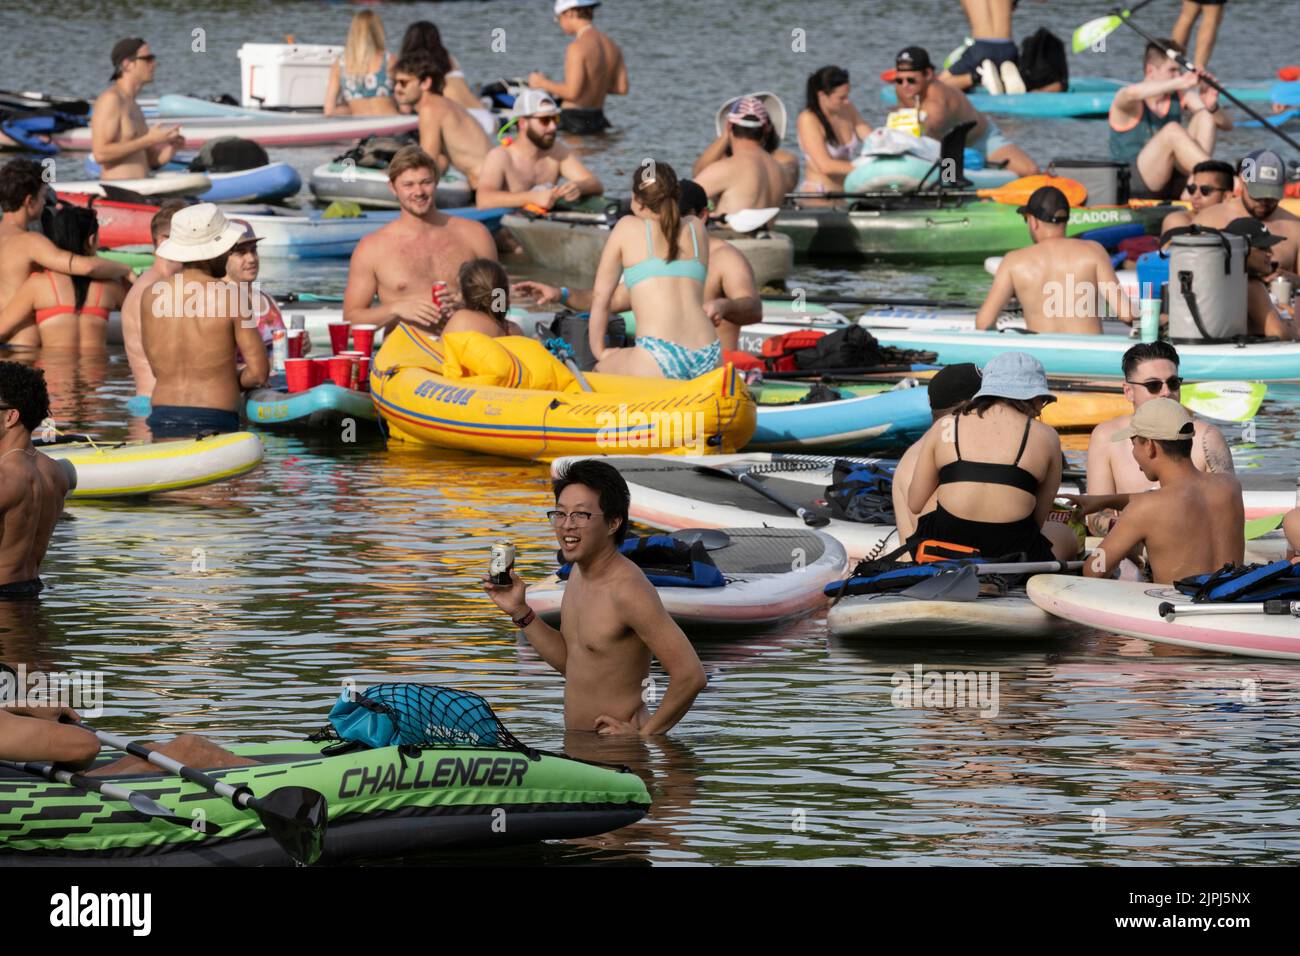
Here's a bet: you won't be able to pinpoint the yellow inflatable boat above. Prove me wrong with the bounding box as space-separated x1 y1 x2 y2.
371 326 756 461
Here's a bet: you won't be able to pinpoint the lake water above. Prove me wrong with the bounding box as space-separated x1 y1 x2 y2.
3 0 1300 865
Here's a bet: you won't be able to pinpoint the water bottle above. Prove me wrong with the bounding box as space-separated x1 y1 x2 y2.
1139 298 1161 343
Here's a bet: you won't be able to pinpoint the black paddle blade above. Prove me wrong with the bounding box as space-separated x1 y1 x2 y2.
249 786 328 866
899 565 982 602
804 514 831 528
672 528 732 550
124 790 221 834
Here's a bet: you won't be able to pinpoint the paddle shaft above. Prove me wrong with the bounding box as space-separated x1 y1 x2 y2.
696 465 829 527
83 725 254 808
0 759 217 830
1159 599 1300 617
767 293 981 309
1118 15 1300 154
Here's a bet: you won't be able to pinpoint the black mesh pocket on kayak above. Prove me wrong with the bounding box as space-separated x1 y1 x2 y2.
312 683 534 755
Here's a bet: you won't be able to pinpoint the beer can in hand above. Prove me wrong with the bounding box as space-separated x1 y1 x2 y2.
431 282 448 309
489 543 515 586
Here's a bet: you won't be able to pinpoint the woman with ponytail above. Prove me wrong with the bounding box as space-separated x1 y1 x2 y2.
796 65 871 195
587 160 717 380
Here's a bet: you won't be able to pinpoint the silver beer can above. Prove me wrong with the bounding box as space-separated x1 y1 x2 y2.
489 543 515 585
1271 276 1293 310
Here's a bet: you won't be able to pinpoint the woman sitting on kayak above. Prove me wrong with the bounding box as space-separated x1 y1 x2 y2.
441 258 523 338
325 10 399 116
905 351 1079 562
0 205 125 351
587 161 716 380
796 66 872 197
399 20 483 113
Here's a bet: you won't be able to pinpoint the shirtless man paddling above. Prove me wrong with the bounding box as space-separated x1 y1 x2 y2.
483 460 705 735
978 186 1133 333
90 38 183 181
346 146 497 332
529 0 629 135
475 90 603 211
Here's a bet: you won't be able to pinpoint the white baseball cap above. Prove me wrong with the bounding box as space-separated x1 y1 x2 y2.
554 0 600 14
155 203 244 262
512 87 560 118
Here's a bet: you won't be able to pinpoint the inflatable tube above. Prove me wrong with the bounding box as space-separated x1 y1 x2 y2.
844 153 1016 193
245 383 378 431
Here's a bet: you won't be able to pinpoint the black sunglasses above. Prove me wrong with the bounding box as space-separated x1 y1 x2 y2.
133 54 157 63
1126 376 1183 394
1185 184 1225 197
893 76 921 86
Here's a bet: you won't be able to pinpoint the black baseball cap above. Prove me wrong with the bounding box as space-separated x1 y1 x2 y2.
678 179 709 217
1223 216 1284 249
895 47 934 73
928 363 982 411
1017 185 1071 224
111 38 147 79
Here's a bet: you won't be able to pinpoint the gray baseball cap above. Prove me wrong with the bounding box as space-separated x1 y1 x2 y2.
1238 149 1286 201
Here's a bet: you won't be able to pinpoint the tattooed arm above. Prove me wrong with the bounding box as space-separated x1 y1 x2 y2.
1200 424 1235 474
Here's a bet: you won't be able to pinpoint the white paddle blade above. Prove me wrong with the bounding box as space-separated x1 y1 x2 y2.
724 207 781 234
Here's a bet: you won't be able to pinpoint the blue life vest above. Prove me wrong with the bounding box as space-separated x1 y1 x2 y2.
557 535 725 588
1174 560 1300 603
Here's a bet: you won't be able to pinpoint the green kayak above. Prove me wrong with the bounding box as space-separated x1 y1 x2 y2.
774 199 1179 263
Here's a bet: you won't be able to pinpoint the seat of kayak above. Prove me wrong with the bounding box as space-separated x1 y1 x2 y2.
608 457 837 522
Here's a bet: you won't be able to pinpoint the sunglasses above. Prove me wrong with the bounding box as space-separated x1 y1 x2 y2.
893 76 922 86
132 54 157 63
1184 184 1225 197
1127 376 1184 394
532 115 559 126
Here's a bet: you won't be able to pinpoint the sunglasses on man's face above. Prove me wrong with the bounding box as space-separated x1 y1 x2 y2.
893 76 921 86
1185 184 1224 197
533 115 559 126
132 54 157 63
1127 376 1184 394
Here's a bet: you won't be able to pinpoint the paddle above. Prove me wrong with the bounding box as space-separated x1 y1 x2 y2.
1157 599 1300 619
691 463 830 527
1111 15 1300 154
671 528 732 551
1072 0 1159 53
1245 513 1287 540
765 293 981 309
78 723 328 866
785 174 1081 207
0 759 222 834
542 337 594 392
900 560 1085 601
1181 381 1267 422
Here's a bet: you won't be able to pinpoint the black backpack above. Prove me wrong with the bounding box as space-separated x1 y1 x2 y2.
1019 28 1069 92
338 133 418 170
188 136 269 173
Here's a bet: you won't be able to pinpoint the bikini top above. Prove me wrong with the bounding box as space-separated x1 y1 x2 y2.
33 272 110 323
341 55 393 100
622 219 706 291
824 132 861 162
937 413 1039 495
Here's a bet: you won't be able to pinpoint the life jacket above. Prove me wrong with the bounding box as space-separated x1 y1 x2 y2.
824 458 896 524
1174 560 1300 603
761 329 826 372
557 535 725 588
337 133 418 170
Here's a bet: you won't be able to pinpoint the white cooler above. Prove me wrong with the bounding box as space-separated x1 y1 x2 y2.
238 43 342 109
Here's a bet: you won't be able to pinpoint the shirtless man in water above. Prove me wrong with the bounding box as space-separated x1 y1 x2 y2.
483 460 705 735
1085 341 1233 538
0 160 133 317
90 38 183 181
345 146 497 332
977 186 1133 333
529 0 628 135
121 200 185 398
892 46 1039 177
392 52 493 190
693 97 786 216
474 90 603 211
140 204 268 438
1071 398 1244 584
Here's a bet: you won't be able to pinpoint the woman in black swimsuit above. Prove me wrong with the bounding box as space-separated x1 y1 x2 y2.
906 351 1079 562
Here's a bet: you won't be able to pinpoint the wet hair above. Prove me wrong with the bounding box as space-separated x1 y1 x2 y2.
1191 159 1234 191
457 258 510 324
954 395 1042 419
730 122 764 143
552 459 630 544
150 199 188 245
1144 39 1183 68
1141 436 1194 460
0 159 44 213
0 361 50 432
46 205 99 311
399 21 453 82
1121 340 1180 379
393 51 445 95
387 144 439 183
632 160 682 262
806 65 851 146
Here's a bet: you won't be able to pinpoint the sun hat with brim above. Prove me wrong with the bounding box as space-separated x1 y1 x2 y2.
155 203 244 262
972 351 1057 403
1111 397 1195 442
715 92 788 142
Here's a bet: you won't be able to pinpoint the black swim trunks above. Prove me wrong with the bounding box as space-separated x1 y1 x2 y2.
948 38 1019 79
558 108 611 134
147 405 242 440
0 578 44 600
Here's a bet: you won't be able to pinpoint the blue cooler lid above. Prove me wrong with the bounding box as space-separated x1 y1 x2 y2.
1135 250 1170 300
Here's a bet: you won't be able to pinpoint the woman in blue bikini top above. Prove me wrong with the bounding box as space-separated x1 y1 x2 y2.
325 10 399 116
587 161 719 381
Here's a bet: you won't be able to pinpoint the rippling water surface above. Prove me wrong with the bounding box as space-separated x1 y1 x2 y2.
4 1 1300 864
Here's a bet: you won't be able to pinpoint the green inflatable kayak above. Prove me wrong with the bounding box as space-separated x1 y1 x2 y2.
0 740 650 866
774 199 1178 263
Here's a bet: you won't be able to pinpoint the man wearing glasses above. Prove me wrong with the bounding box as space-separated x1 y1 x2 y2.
474 89 603 212
1083 341 1233 536
482 460 705 737
1160 159 1234 234
391 52 494 191
891 46 1039 178
1191 151 1300 290
90 38 183 181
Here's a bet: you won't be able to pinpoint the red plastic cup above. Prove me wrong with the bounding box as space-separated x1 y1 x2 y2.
286 329 306 358
327 322 351 354
327 355 354 387
354 355 371 392
284 357 312 393
351 324 377 354
310 357 330 387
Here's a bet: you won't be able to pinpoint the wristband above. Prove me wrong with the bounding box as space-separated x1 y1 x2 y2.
512 608 536 629
560 286 570 305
